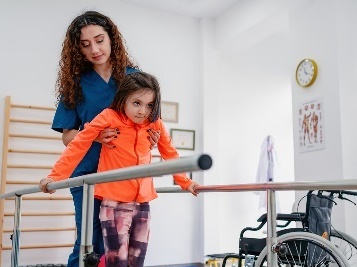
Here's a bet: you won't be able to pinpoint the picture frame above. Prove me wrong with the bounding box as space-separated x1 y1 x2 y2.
170 128 195 150
161 101 179 123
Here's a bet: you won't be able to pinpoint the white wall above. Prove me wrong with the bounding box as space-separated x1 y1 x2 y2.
202 0 357 256
290 0 357 237
202 0 295 255
337 0 357 239
0 0 204 266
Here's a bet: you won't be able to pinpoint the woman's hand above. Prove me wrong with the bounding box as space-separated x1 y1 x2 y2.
39 178 56 194
147 129 160 149
187 181 200 196
95 128 120 148
94 127 159 149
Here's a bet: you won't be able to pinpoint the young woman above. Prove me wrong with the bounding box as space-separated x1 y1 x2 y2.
51 11 160 267
40 71 199 267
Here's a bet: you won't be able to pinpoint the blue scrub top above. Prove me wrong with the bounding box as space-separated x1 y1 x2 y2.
52 66 138 179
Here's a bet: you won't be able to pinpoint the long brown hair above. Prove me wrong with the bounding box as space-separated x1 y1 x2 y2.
56 11 137 108
110 72 161 123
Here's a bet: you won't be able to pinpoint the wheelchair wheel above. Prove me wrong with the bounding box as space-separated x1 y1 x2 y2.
254 231 350 267
331 229 357 266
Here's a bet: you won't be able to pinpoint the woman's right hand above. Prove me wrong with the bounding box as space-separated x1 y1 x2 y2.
95 128 120 148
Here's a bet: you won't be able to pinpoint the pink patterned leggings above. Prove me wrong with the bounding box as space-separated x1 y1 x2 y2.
100 199 151 267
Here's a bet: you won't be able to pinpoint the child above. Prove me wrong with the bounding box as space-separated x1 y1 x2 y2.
40 71 199 267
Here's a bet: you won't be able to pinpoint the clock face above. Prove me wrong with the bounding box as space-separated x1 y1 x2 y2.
296 59 318 87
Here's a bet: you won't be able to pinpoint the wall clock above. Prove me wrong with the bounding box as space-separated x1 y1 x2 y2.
296 58 318 87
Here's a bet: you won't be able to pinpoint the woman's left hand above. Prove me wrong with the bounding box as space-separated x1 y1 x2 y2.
95 127 119 148
187 181 200 196
147 129 160 149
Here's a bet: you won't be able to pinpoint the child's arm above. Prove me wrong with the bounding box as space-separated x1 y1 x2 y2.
39 110 111 192
156 121 199 196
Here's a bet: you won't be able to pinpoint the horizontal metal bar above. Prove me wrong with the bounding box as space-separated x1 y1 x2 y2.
187 179 357 193
0 154 213 199
140 179 357 194
155 179 357 194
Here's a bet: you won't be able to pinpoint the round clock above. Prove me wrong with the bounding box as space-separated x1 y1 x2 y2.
296 58 318 87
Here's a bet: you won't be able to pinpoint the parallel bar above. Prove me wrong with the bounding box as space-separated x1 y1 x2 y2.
266 190 277 266
187 179 357 192
155 179 357 194
11 196 21 267
79 184 95 267
0 154 212 199
2 153 212 267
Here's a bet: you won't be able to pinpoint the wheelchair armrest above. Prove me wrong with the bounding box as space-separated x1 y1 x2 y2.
257 213 305 222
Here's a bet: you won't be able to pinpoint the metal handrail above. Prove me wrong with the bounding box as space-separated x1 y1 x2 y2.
0 154 212 199
1 153 212 267
156 179 357 266
2 153 357 266
156 179 357 193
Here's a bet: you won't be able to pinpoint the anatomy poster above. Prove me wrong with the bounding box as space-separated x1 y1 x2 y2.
298 97 325 152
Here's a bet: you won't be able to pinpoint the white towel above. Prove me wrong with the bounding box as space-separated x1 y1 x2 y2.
255 135 281 212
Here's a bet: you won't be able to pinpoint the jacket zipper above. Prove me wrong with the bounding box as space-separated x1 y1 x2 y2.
133 126 140 201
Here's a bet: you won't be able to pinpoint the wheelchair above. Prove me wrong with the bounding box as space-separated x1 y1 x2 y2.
221 190 357 267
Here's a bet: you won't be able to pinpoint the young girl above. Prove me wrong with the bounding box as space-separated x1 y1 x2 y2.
40 71 199 267
52 11 160 266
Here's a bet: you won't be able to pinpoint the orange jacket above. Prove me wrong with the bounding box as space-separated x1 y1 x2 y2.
48 108 192 202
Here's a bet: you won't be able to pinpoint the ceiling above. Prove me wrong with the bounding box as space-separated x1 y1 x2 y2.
123 0 240 18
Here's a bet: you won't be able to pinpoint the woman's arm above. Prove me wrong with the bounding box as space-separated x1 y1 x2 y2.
62 129 79 146
63 128 119 148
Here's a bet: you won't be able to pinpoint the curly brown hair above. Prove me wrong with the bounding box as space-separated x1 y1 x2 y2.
56 10 137 108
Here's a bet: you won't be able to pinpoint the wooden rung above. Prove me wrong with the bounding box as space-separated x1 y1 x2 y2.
6 180 38 184
10 118 52 125
6 196 72 200
4 212 74 216
11 103 56 111
9 133 61 140
3 227 76 233
2 243 73 250
8 148 62 155
7 164 52 169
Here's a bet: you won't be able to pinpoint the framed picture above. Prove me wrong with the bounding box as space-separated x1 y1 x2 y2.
170 129 195 150
161 101 179 123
